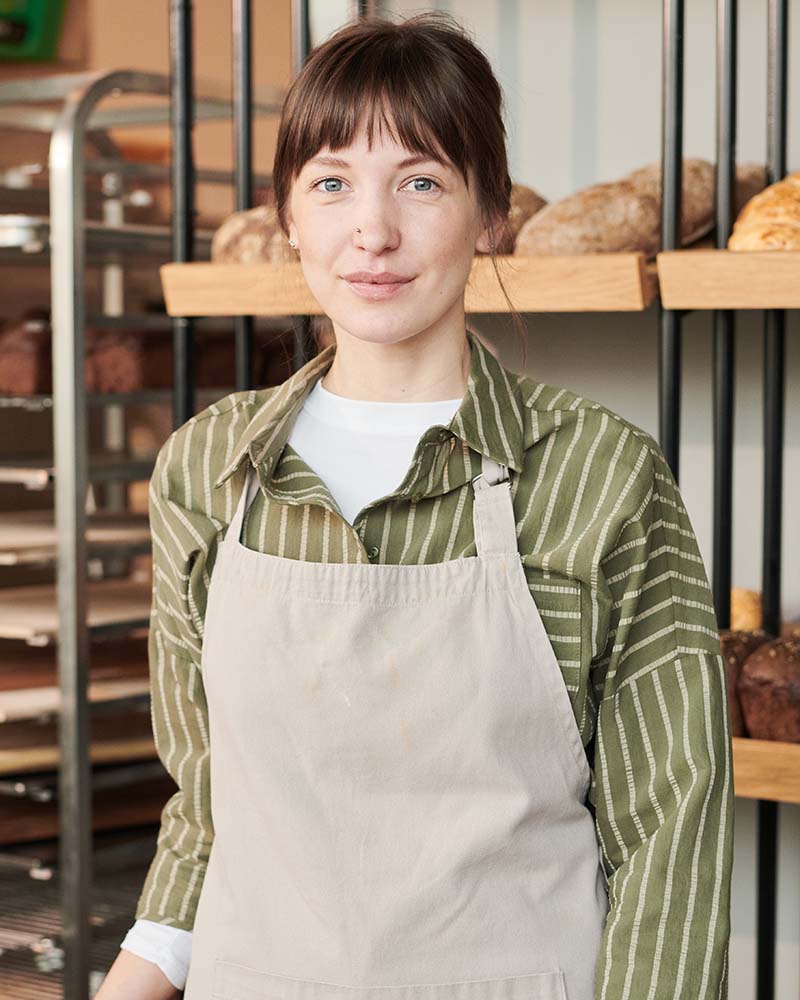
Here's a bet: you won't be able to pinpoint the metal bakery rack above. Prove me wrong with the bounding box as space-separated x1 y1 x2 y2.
0 61 283 999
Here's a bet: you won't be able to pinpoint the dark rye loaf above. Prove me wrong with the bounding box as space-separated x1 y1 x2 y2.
719 629 770 736
738 636 800 742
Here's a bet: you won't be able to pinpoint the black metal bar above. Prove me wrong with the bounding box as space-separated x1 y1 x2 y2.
659 0 684 480
756 799 778 999
291 0 313 373
755 3 788 996
170 0 196 426
233 0 254 390
711 0 736 630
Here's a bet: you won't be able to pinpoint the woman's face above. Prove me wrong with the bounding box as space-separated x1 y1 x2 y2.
285 116 496 349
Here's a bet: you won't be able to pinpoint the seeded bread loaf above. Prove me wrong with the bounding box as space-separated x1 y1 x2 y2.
719 629 771 736
738 637 800 742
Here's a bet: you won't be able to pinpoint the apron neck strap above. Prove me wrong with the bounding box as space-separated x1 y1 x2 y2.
471 453 518 558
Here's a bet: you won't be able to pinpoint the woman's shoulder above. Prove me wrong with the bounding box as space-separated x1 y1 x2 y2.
517 369 658 443
513 370 663 495
151 386 278 509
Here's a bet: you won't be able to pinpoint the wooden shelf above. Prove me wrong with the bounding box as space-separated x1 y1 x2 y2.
0 509 151 566
0 578 150 645
0 705 155 776
656 249 800 309
0 770 174 844
161 253 657 316
732 736 800 804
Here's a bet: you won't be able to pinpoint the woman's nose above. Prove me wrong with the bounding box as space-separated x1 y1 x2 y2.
350 202 401 252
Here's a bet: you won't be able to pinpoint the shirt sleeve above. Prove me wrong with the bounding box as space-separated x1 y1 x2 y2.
133 438 215 930
588 434 734 1000
119 919 193 990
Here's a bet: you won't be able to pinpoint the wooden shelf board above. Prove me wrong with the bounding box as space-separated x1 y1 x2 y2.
732 736 800 804
161 253 656 316
0 577 150 645
0 509 150 565
657 249 800 309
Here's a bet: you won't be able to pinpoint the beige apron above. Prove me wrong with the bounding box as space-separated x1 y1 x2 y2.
183 453 609 1000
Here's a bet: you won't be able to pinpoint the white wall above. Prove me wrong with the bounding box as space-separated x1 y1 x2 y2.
311 2 800 996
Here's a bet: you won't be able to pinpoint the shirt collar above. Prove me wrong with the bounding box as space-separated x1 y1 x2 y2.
213 329 530 490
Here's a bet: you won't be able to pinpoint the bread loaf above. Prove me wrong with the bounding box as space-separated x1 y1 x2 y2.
483 182 547 254
728 168 800 249
738 636 800 742
211 200 294 265
731 587 762 631
719 629 770 735
782 620 800 641
0 313 141 394
514 159 768 259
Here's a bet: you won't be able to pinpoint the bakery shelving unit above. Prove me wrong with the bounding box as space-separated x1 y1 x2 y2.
161 2 796 999
0 68 284 998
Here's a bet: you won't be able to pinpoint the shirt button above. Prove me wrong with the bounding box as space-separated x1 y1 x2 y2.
368 546 379 561
410 492 423 503
437 429 449 442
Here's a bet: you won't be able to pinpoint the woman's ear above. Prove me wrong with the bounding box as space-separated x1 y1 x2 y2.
284 208 299 249
474 212 505 254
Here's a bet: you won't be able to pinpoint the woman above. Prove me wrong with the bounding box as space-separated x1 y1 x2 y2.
99 12 733 1000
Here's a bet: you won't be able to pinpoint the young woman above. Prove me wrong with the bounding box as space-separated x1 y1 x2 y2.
99 12 733 1000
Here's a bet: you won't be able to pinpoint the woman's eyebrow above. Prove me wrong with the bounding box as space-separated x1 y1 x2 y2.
307 153 450 170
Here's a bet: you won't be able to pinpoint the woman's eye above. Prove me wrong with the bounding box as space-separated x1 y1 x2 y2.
404 176 440 193
314 177 345 193
312 176 441 194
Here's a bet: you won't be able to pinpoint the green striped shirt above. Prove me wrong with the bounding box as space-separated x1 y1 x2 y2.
136 329 733 999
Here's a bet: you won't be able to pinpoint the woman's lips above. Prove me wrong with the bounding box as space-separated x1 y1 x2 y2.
344 277 415 300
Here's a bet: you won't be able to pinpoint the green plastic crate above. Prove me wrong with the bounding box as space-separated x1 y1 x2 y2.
0 0 67 62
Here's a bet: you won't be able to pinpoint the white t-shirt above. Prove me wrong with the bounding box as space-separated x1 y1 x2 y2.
119 380 463 989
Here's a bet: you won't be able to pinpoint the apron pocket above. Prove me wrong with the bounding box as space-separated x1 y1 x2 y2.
211 960 568 1000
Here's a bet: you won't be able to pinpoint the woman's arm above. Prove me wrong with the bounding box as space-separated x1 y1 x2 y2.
94 947 181 1000
117 919 192 992
589 435 734 1000
133 435 216 928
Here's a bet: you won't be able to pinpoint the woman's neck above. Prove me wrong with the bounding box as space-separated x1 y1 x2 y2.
320 330 471 403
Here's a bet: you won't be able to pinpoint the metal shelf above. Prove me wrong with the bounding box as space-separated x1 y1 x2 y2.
0 385 233 412
0 510 151 566
0 213 214 262
0 70 284 128
0 452 157 490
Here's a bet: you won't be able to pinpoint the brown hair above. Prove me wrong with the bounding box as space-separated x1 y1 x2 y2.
272 10 528 366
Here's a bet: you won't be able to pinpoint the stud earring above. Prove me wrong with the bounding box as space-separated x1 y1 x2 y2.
288 237 298 249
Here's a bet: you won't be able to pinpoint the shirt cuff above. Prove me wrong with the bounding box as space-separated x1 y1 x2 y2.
119 918 193 990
